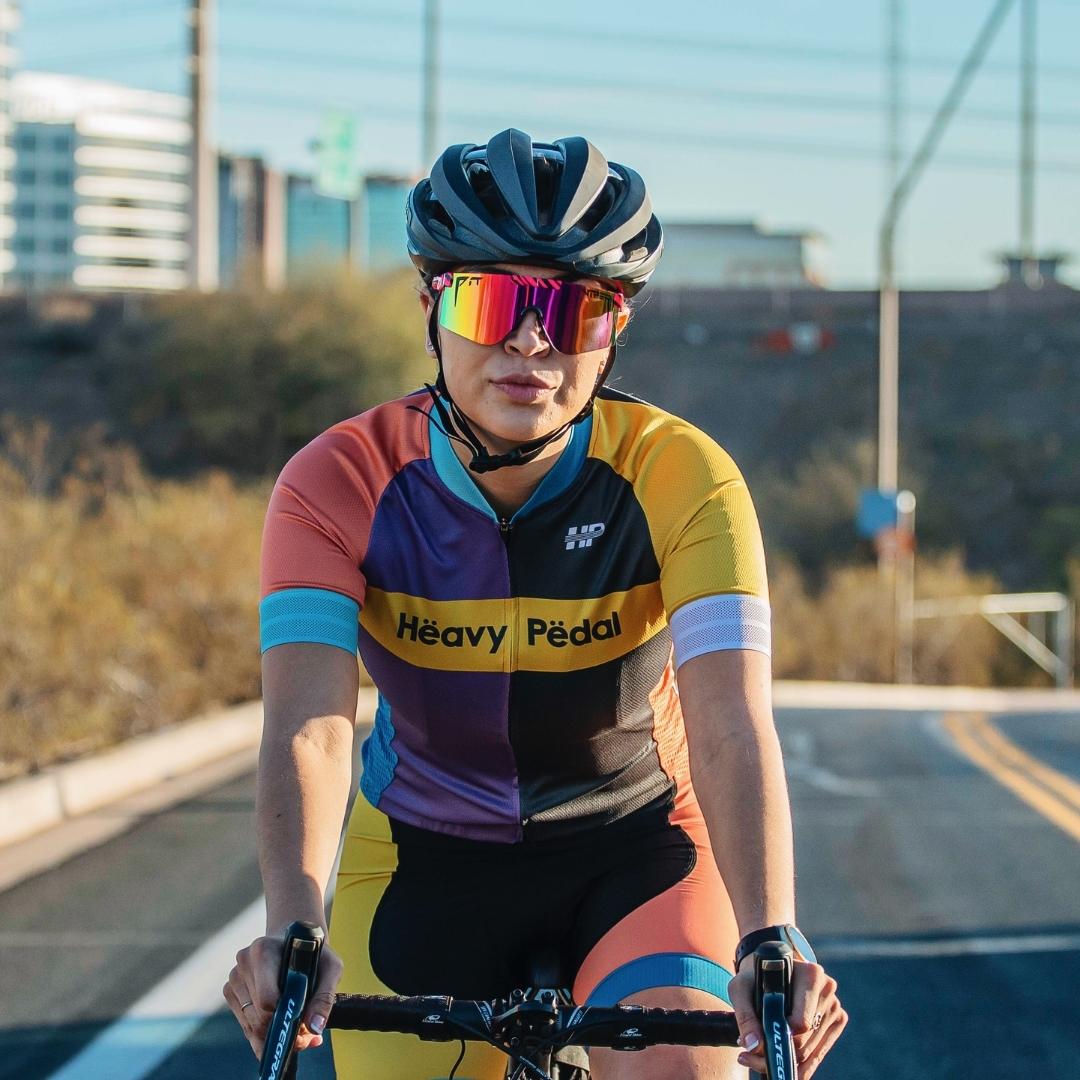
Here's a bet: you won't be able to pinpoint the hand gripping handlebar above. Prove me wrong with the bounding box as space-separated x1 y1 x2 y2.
257 921 324 1080
256 923 799 1080
751 941 797 1080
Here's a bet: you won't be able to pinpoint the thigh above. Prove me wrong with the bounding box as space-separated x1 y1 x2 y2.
572 786 740 1070
589 986 743 1080
329 796 507 1080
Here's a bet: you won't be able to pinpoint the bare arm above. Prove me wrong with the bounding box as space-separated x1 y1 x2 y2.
225 643 359 1058
257 641 360 935
678 648 846 1077
676 647 794 934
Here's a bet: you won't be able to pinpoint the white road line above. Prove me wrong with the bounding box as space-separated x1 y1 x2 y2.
42 823 347 1080
44 897 265 1080
819 932 1080 960
784 729 881 797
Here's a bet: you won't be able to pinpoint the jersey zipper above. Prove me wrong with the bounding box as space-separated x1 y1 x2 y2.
497 517 527 830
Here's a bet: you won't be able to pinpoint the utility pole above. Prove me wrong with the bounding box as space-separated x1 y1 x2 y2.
1020 0 1037 286
421 0 439 171
188 0 218 290
877 0 1015 498
886 0 903 197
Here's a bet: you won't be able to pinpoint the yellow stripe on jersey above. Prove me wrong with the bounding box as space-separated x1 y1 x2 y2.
589 397 769 615
360 583 667 672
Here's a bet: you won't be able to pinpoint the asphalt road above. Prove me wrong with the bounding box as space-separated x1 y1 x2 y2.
1 705 1078 1079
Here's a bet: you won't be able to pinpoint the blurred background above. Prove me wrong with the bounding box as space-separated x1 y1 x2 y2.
1 2 1079 1078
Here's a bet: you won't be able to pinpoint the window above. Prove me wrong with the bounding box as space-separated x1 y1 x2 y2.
15 237 35 253
53 134 72 153
52 203 69 220
51 238 70 254
115 257 152 268
53 170 73 186
15 203 35 219
15 169 36 185
16 131 36 152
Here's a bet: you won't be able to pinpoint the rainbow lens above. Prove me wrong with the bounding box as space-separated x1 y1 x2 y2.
435 273 621 355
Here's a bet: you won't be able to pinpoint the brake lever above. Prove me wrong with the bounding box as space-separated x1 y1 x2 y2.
751 941 796 1080
257 921 325 1080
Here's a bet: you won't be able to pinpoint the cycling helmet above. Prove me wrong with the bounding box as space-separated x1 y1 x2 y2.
407 128 663 295
406 129 663 473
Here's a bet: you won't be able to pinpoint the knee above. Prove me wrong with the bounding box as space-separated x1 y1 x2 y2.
590 1042 741 1080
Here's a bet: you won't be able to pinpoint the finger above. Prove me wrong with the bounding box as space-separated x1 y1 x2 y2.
793 991 836 1054
304 947 343 1039
223 982 267 1058
788 964 833 1036
248 937 286 1017
737 1049 768 1072
796 996 844 1061
726 970 765 1059
797 1006 849 1079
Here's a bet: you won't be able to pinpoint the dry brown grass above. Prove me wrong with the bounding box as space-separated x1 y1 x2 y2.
0 421 266 777
771 549 1017 685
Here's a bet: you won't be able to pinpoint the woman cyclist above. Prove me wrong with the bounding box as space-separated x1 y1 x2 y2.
226 128 847 1079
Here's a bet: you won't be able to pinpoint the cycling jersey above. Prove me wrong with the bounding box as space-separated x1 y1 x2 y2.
259 386 771 843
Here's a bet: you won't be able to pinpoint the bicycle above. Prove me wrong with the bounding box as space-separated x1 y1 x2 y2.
258 922 797 1080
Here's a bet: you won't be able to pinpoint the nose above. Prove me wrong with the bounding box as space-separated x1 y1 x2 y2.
504 309 551 356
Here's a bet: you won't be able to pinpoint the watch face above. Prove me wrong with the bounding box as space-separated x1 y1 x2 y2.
783 925 817 965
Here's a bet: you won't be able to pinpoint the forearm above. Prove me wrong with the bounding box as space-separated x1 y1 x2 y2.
678 649 795 938
688 722 796 936
256 716 354 936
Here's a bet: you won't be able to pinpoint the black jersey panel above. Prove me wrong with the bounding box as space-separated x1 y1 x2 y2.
511 628 675 834
511 459 660 600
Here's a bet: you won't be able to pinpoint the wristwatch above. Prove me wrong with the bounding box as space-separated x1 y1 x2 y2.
735 924 817 971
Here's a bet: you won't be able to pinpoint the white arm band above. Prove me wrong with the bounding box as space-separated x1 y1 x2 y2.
670 594 772 669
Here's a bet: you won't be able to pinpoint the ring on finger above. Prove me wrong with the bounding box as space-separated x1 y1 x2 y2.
812 1011 824 1030
240 1001 254 1012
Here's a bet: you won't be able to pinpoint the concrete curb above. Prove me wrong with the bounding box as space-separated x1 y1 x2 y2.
1 682 1075 851
771 680 1080 712
0 700 265 849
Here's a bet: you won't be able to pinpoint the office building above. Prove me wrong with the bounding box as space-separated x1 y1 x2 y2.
11 71 191 291
652 221 825 289
0 1 19 288
219 153 285 289
286 173 353 275
359 174 411 274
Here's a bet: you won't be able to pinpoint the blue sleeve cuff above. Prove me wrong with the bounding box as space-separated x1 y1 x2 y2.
259 588 360 655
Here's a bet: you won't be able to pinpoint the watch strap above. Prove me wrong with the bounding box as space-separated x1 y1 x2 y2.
735 924 812 971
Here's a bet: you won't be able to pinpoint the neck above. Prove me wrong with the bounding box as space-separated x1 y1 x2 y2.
450 426 571 519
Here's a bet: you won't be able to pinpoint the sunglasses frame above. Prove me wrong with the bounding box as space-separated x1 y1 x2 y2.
430 270 626 355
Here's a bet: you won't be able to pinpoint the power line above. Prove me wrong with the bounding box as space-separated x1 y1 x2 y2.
215 86 1080 175
219 0 1080 82
27 0 178 23
29 45 182 67
217 43 1080 130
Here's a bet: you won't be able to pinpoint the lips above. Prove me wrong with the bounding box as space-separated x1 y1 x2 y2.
491 374 555 403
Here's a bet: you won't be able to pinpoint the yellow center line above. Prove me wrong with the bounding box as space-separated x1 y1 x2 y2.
969 714 1080 813
941 712 1080 846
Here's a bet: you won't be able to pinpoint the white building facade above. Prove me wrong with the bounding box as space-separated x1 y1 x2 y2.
651 221 826 289
0 2 19 288
11 72 191 291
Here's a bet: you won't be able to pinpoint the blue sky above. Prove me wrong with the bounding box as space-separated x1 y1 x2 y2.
17 0 1080 287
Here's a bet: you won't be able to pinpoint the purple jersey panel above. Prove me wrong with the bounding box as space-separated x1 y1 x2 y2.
358 629 522 842
363 459 508 601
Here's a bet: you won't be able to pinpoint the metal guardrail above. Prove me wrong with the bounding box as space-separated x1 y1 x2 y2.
912 592 1075 689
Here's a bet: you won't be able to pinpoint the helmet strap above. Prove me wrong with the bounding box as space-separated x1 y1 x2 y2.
411 301 615 474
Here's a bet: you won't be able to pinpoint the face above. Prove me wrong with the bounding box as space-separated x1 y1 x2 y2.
420 263 627 454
